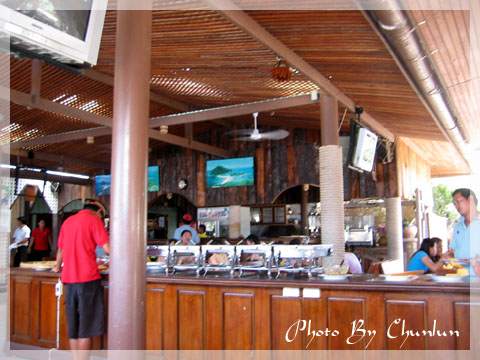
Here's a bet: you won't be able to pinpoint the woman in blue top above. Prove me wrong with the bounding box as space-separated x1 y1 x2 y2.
407 237 446 273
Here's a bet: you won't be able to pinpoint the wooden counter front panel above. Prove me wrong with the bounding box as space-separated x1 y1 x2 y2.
223 293 254 350
146 286 165 350
36 279 57 347
177 290 206 350
271 296 303 350
10 277 32 342
326 297 366 350
11 273 472 351
385 300 427 350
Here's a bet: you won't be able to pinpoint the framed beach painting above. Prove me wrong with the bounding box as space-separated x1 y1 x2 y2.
206 157 254 188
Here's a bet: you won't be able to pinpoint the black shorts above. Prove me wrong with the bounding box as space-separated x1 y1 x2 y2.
65 279 105 339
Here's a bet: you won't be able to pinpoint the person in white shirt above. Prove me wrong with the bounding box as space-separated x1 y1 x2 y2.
344 244 363 274
13 216 31 266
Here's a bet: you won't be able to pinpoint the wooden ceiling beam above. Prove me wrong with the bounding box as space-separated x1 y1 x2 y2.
148 129 230 157
149 92 318 127
11 149 110 170
10 89 112 127
10 127 111 149
7 89 231 158
205 0 394 142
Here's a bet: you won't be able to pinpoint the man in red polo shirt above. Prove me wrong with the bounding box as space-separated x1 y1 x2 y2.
52 202 109 356
27 219 52 261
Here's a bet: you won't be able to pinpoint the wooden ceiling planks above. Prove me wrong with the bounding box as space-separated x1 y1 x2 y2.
408 9 478 149
6 8 474 177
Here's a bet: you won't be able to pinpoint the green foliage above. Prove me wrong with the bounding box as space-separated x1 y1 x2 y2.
210 166 231 176
432 184 458 224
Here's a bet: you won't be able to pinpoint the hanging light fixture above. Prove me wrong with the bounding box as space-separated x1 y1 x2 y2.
160 125 168 134
271 57 292 82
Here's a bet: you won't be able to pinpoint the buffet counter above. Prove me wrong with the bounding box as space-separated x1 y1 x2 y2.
9 268 474 351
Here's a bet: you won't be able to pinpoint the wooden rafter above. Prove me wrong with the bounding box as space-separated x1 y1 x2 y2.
11 149 110 170
7 88 230 158
205 0 395 142
9 89 319 156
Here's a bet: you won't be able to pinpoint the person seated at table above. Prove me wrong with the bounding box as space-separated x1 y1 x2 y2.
407 237 447 274
344 244 363 274
175 230 196 264
242 234 261 263
198 224 208 238
173 214 200 244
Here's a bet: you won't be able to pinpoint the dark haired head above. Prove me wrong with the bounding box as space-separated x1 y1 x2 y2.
416 238 439 257
17 216 26 224
289 238 301 245
84 202 101 212
452 188 478 206
246 234 259 244
181 229 192 237
199 224 206 231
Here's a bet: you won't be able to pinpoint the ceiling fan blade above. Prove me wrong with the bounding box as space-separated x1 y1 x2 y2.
236 136 261 142
259 129 289 140
225 129 254 136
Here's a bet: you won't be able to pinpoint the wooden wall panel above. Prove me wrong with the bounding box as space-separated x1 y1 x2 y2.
255 147 265 204
286 145 296 186
196 153 206 207
146 286 165 350
264 144 272 204
134 128 397 207
396 139 432 203
178 290 205 350
10 278 31 340
385 299 427 350
271 296 303 350
223 293 254 350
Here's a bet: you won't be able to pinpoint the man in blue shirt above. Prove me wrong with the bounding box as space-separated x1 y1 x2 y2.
449 188 479 274
173 214 200 244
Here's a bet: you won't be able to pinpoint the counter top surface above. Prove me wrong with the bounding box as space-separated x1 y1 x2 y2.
9 267 477 292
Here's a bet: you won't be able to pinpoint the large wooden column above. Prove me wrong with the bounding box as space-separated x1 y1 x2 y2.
108 10 152 350
319 94 345 264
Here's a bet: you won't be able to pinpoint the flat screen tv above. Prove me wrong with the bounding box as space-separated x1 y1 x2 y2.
0 0 108 66
349 127 378 172
206 157 254 188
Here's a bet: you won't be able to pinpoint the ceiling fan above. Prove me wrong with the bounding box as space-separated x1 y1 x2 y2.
227 112 289 141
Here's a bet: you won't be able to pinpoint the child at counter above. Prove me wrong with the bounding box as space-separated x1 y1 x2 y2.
407 237 447 273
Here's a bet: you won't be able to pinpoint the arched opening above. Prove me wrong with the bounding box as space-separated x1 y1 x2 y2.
9 184 53 235
273 184 320 204
147 193 197 240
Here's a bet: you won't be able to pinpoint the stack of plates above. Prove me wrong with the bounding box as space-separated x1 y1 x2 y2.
428 275 469 283
318 274 351 281
378 275 415 282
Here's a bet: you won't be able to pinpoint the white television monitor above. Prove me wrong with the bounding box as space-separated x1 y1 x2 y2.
0 0 108 66
350 127 378 172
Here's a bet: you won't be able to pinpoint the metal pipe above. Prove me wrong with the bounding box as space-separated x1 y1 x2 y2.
108 9 152 351
362 6 470 170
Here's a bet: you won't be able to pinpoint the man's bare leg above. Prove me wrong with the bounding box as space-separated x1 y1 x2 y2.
70 338 92 360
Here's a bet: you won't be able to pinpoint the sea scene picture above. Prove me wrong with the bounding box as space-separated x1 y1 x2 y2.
95 175 111 196
95 166 160 195
206 157 254 188
148 166 160 192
